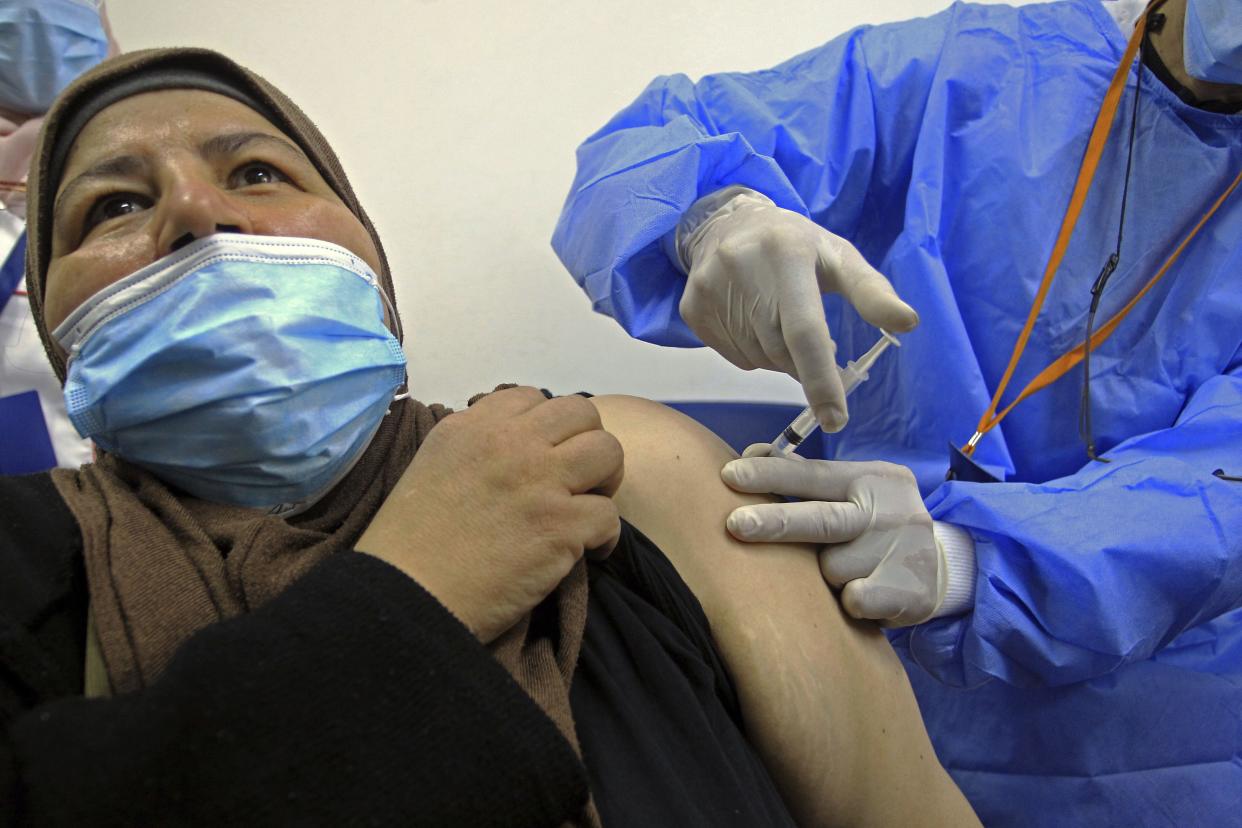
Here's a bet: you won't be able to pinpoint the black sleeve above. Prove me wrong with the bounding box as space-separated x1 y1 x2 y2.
0 479 588 827
0 473 89 710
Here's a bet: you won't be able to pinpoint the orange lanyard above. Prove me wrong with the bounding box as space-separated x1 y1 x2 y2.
962 2 1242 456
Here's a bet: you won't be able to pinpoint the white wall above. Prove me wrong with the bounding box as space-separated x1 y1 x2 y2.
106 0 997 410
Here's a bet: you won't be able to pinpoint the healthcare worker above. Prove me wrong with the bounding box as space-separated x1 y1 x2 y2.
0 0 113 473
552 0 1242 824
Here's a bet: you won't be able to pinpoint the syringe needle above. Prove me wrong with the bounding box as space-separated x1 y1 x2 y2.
768 330 901 457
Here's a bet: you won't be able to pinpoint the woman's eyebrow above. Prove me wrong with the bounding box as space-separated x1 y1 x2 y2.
54 154 148 227
199 131 306 162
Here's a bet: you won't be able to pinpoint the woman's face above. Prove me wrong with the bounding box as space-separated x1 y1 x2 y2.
43 88 383 333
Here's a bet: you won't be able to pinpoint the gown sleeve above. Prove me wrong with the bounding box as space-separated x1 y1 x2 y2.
915 360 1242 688
550 11 954 345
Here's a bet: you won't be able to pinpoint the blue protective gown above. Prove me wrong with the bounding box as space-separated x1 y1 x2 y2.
552 0 1242 823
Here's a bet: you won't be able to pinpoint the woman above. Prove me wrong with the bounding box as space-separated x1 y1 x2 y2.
0 48 976 826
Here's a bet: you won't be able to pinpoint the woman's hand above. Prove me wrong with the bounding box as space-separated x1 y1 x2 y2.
356 387 624 643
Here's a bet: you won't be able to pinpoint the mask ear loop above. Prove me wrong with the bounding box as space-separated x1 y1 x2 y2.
375 283 412 406
1080 15 1147 462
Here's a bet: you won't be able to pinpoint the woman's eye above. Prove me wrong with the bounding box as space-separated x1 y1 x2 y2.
84 193 150 233
235 162 287 187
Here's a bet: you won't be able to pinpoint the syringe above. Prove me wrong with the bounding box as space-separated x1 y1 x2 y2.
768 330 901 457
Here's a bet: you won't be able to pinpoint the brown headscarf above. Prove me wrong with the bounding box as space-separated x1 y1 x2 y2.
24 48 594 823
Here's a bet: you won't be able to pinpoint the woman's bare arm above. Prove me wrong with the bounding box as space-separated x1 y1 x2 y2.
592 395 978 828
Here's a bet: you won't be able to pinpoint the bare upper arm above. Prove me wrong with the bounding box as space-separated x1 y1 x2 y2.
589 395 979 828
589 394 891 665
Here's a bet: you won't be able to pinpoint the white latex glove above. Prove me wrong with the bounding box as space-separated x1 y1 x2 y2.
720 448 976 626
675 186 918 431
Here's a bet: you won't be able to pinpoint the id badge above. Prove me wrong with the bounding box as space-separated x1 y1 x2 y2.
946 441 1001 483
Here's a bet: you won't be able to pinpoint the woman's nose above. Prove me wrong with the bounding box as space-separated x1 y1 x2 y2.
155 175 253 255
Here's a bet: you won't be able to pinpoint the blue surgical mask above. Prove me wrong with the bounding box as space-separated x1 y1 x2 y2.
1183 0 1242 85
53 234 408 516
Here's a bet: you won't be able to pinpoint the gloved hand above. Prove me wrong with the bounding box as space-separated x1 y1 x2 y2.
720 449 976 626
675 186 919 431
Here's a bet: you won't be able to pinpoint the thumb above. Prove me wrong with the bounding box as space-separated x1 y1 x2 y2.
840 578 929 627
742 442 775 458
741 442 809 459
817 234 919 334
840 578 899 622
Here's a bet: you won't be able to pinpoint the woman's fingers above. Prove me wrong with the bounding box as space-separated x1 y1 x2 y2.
522 393 603 445
574 492 622 560
556 428 625 495
468 384 548 418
